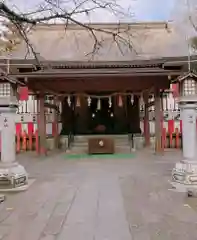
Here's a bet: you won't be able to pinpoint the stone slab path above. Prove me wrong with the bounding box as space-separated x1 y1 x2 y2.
0 150 197 239
0 152 132 240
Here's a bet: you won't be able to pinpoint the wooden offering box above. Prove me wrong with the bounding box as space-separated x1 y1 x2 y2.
88 137 115 154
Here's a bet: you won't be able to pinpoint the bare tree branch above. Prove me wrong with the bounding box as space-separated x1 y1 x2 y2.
185 0 197 50
0 3 37 24
189 16 197 33
0 0 135 63
187 0 197 33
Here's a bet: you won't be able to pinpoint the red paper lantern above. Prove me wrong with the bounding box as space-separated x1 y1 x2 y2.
171 84 179 98
18 86 29 101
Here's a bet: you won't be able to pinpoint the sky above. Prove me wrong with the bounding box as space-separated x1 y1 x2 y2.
5 0 177 22
132 0 176 21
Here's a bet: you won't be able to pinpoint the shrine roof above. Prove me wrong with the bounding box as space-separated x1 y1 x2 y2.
2 21 194 62
0 67 24 85
4 55 195 79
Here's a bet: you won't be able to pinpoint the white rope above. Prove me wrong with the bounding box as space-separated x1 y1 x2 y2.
61 90 151 99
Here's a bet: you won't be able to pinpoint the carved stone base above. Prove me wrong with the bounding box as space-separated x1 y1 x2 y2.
0 194 5 203
171 161 197 194
0 162 28 192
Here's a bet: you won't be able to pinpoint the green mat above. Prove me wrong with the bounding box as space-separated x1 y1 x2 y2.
65 153 135 160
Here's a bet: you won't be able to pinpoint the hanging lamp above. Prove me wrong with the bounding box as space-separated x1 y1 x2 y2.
67 96 71 107
118 95 123 107
140 93 144 105
76 96 81 107
108 97 112 108
139 93 144 111
87 96 91 107
97 98 101 110
130 94 134 105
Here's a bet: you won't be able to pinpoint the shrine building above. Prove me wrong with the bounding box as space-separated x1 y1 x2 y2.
0 21 196 154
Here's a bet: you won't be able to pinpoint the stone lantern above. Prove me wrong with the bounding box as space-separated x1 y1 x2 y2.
171 71 197 194
0 96 28 191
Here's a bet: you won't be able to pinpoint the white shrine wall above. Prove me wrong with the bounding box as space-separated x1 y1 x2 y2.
0 83 180 135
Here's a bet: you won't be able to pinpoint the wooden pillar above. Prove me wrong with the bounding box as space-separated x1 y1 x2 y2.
143 92 150 147
53 97 59 149
129 95 141 134
75 95 88 134
114 96 126 133
154 88 162 153
135 95 141 133
37 93 47 155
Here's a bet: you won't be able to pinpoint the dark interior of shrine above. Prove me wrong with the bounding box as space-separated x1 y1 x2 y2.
88 98 113 134
60 94 142 135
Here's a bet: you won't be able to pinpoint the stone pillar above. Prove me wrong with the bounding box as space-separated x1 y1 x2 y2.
171 73 197 193
37 94 47 155
154 88 162 153
0 96 28 191
143 92 150 147
172 96 197 192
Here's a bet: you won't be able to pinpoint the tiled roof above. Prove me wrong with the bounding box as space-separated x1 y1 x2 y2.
3 22 192 61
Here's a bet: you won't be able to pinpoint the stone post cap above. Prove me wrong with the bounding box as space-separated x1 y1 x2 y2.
0 96 18 108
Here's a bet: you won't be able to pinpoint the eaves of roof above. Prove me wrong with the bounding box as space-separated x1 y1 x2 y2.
11 67 182 79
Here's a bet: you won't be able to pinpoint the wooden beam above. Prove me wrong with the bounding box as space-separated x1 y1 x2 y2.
29 76 169 93
11 69 183 79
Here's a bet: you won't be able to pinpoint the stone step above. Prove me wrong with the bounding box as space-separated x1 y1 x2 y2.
74 135 129 141
73 142 88 146
73 141 129 144
68 149 133 154
73 143 130 148
74 137 129 141
73 139 129 143
71 144 130 150
73 142 129 147
74 140 129 144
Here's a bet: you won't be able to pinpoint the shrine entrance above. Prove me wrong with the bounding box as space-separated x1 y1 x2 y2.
89 97 115 134
61 94 141 135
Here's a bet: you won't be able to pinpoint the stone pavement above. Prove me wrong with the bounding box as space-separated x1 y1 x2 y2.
0 150 197 239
